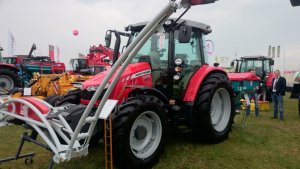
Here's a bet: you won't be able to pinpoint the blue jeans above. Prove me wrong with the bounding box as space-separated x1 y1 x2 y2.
271 93 284 119
246 92 259 116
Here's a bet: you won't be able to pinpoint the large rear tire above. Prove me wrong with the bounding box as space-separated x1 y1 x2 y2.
0 68 21 92
193 73 234 143
113 95 167 169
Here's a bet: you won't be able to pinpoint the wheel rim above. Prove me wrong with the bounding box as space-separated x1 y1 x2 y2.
0 75 14 91
210 88 231 132
130 111 162 159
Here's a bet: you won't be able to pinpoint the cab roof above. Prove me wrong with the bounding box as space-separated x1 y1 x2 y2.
125 19 212 35
241 55 273 60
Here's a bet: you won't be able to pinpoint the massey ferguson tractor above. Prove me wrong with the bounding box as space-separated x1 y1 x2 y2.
0 1 235 169
231 55 275 101
73 3 235 169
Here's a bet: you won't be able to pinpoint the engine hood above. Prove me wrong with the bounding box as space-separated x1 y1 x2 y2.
82 62 151 89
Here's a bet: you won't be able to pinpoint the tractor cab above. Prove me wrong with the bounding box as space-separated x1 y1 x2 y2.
70 58 88 73
70 58 105 75
126 19 211 99
236 56 274 81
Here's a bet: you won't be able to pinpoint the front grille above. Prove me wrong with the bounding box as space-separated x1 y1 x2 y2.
81 89 106 100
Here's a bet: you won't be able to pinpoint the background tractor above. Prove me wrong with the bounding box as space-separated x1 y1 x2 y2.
231 55 275 101
0 44 65 93
69 44 113 76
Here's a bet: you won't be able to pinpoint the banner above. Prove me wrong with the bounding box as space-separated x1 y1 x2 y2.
49 45 54 61
8 31 15 57
56 46 60 62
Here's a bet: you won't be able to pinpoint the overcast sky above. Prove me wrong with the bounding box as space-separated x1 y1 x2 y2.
0 0 299 70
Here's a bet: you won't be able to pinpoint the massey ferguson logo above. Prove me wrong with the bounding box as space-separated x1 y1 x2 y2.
130 69 151 79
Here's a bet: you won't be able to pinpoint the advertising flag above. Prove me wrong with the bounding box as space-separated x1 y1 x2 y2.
56 46 60 62
8 31 15 56
49 45 55 61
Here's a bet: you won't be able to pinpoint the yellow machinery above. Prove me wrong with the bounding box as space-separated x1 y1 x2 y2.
12 72 92 99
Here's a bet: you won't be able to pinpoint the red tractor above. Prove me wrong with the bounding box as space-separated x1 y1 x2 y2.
231 55 275 101
0 1 234 169
0 44 65 93
69 44 114 76
76 16 234 169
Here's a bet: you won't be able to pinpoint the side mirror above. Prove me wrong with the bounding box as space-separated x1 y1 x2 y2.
269 59 274 66
32 44 37 50
105 32 112 48
190 0 217 6
178 25 192 43
290 0 300 6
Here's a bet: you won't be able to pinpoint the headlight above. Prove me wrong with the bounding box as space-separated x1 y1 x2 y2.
175 58 183 66
73 83 83 89
87 85 98 92
86 83 109 92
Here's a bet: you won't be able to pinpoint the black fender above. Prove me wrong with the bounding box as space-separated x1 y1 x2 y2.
55 89 82 106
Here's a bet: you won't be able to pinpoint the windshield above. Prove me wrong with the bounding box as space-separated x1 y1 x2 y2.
240 59 263 76
71 59 87 71
131 32 169 69
3 58 16 64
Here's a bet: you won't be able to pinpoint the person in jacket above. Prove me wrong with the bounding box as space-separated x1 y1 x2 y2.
270 70 286 120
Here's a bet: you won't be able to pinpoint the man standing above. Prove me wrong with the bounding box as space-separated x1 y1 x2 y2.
246 69 259 117
270 70 286 120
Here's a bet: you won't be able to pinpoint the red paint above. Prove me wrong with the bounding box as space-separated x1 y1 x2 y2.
8 97 50 122
183 64 226 102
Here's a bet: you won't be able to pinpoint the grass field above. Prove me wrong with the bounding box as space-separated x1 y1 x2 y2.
1 93 300 169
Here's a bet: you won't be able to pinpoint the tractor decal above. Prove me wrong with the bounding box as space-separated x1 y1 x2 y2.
130 69 151 79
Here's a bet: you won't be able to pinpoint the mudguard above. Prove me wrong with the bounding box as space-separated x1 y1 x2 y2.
183 64 227 102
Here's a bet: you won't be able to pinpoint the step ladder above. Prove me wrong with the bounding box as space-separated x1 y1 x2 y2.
104 114 113 169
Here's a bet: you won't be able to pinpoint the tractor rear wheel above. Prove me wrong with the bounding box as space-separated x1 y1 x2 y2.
0 68 21 92
193 73 234 143
113 95 167 169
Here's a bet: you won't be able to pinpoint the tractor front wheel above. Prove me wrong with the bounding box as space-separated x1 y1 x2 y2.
113 95 167 169
193 73 234 143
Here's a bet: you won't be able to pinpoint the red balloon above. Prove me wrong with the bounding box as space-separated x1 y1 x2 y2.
73 29 79 36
